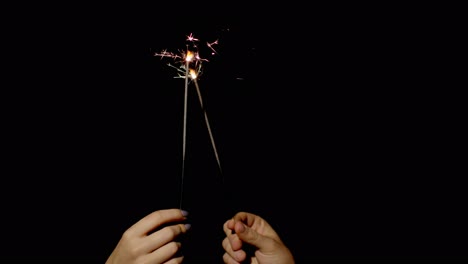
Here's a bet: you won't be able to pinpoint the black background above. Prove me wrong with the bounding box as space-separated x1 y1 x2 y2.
2 5 466 263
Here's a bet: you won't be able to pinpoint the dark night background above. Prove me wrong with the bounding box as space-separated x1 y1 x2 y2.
2 5 466 263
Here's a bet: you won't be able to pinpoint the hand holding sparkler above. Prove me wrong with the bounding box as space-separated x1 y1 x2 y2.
106 209 190 264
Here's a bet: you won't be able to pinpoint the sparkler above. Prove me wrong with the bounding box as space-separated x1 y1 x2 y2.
154 33 222 209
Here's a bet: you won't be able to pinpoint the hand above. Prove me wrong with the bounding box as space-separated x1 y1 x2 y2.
222 212 295 264
106 208 190 264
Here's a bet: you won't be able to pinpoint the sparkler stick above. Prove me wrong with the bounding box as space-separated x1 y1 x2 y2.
189 69 222 175
180 51 194 209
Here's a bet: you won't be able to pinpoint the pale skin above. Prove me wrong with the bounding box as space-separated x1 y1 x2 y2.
222 212 295 264
106 208 190 264
106 209 294 264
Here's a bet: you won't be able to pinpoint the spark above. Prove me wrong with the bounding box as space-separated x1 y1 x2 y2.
154 49 181 60
207 40 219 55
186 33 199 42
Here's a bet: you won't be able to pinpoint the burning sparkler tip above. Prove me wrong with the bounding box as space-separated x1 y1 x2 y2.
189 69 197 80
154 32 221 79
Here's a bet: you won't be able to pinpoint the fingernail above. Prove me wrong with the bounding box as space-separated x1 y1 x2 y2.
184 223 191 231
181 210 189 217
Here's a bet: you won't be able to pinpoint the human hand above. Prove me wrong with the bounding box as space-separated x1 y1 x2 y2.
106 208 190 264
222 211 295 264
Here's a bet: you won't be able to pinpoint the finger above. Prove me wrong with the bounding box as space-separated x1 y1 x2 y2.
222 237 234 254
144 223 190 253
234 221 275 251
223 219 242 251
223 252 241 264
232 212 256 227
128 209 188 237
232 211 272 231
227 218 236 230
144 241 183 264
233 212 280 239
223 219 235 236
163 256 184 264
227 228 243 251
222 236 247 262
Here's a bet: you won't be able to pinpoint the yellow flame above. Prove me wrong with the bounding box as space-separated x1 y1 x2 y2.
189 69 197 79
185 51 194 62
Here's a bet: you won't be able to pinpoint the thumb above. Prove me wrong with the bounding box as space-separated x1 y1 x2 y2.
234 221 273 251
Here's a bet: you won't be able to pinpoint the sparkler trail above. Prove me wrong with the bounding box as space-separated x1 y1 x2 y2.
154 33 222 209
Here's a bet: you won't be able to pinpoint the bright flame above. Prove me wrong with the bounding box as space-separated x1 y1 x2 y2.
189 69 197 79
185 51 194 62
